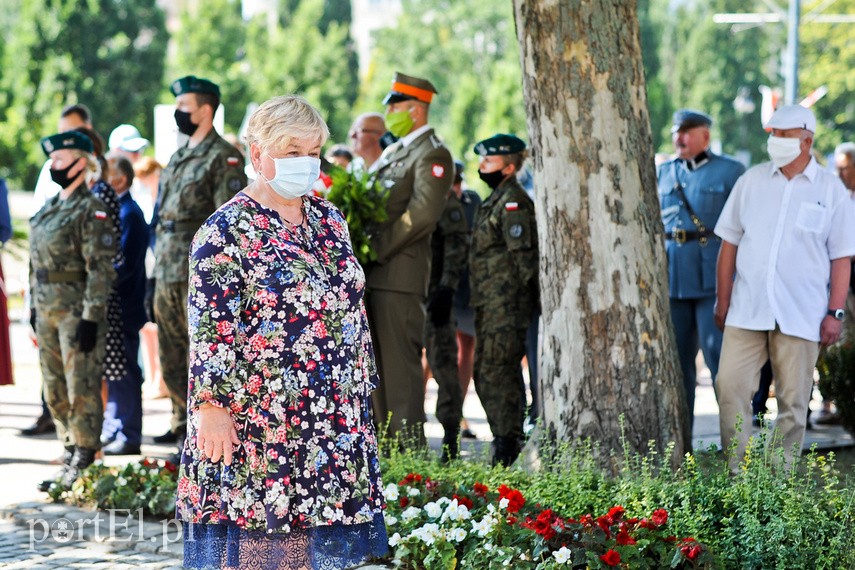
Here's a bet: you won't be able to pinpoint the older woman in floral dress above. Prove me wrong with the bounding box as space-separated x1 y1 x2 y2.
178 95 387 570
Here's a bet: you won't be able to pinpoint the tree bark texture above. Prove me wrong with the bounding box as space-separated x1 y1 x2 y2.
513 0 688 467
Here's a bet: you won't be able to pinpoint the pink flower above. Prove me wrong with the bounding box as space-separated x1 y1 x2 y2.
216 320 233 336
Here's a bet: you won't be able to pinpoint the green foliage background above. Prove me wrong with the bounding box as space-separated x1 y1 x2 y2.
0 0 852 191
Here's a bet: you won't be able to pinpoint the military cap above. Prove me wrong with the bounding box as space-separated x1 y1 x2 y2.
474 134 526 156
40 131 94 156
382 72 438 105
671 109 713 133
765 104 816 133
170 75 220 98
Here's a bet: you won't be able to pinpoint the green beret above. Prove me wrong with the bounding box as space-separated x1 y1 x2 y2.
40 131 94 156
474 134 526 156
170 75 220 98
671 109 712 133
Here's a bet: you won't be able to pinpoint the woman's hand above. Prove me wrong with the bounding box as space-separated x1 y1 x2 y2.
196 404 240 465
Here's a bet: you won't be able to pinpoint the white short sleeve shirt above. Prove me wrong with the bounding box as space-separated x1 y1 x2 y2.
714 158 855 342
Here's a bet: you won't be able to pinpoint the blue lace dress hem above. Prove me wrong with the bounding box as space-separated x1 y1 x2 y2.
183 511 389 570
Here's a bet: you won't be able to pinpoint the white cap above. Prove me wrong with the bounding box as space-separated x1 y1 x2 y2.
765 105 816 133
109 124 150 152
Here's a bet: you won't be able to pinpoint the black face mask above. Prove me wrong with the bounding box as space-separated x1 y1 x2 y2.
478 169 506 190
174 109 198 136
49 161 80 188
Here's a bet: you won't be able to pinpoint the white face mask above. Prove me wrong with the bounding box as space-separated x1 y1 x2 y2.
766 136 803 169
258 155 320 199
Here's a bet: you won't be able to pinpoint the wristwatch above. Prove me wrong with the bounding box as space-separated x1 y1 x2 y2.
827 308 845 321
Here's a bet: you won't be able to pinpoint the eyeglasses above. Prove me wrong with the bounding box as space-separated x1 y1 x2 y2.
349 128 383 138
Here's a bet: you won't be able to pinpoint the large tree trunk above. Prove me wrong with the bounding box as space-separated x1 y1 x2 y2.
513 0 688 469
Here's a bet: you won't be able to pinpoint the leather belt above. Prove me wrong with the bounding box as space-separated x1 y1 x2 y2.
35 269 86 284
159 219 207 233
665 229 716 246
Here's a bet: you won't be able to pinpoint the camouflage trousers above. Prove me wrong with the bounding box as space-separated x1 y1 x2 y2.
473 308 527 441
154 279 189 434
37 309 106 450
424 317 463 430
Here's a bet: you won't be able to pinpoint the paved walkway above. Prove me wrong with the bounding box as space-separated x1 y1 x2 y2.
1 301 852 567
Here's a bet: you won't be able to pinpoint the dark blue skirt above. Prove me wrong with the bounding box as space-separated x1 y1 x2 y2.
183 512 388 570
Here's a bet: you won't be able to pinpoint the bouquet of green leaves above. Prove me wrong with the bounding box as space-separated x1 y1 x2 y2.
326 165 388 266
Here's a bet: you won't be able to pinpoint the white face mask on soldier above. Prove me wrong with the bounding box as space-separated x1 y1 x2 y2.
258 155 320 199
766 136 803 169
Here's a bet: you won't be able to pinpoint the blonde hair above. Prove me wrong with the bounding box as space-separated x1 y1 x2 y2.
70 149 102 185
133 155 162 178
245 95 329 153
501 151 527 172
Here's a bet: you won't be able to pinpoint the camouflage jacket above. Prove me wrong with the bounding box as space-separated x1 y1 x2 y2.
153 128 246 283
469 177 539 320
29 189 117 321
429 193 469 294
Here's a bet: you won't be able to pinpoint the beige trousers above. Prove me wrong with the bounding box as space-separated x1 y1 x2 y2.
716 325 819 472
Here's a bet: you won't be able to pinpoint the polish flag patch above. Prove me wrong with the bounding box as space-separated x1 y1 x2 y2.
95 210 108 219
227 157 240 167
431 164 445 178
504 202 519 211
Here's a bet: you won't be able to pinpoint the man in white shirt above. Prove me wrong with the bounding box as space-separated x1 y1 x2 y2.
714 105 855 472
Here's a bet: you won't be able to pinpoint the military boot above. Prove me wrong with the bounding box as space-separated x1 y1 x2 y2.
37 446 75 492
57 447 97 490
440 426 460 464
491 436 521 467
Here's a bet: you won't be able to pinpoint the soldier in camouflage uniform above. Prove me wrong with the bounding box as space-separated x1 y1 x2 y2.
31 132 117 491
150 76 246 453
469 134 539 467
424 160 469 461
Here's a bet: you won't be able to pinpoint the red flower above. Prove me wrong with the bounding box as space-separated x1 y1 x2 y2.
497 484 511 498
453 494 473 510
607 506 625 521
651 508 668 527
600 549 621 566
504 489 525 513
216 320 233 336
616 531 637 546
688 545 702 560
163 461 178 473
473 483 488 497
399 497 409 508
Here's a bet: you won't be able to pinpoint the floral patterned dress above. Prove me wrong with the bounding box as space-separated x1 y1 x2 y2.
178 193 387 570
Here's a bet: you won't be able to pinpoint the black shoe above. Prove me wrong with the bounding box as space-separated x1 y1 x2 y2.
56 447 97 490
152 429 178 444
22 413 56 436
37 446 74 492
102 441 142 456
492 436 521 467
440 428 459 463
460 428 477 440
815 412 842 426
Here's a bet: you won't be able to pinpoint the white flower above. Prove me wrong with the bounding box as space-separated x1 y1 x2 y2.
441 500 471 523
384 513 398 526
408 487 421 497
499 498 510 509
471 516 495 537
487 504 497 514
424 501 443 519
484 542 494 551
401 506 422 522
553 546 572 564
436 496 451 506
383 483 399 501
447 527 467 543
410 523 441 545
388 532 402 547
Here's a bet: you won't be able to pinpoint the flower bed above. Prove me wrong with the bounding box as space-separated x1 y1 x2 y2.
46 458 178 518
383 472 712 569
